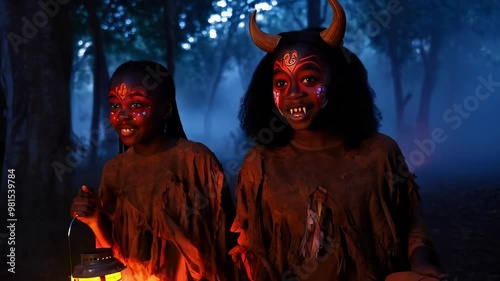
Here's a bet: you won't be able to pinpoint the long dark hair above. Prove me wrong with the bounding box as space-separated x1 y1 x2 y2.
239 29 382 149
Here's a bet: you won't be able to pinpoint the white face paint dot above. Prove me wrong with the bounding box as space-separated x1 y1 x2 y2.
142 111 147 116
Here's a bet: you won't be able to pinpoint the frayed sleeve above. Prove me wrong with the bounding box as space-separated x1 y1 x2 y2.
229 148 277 281
385 144 437 261
404 174 436 260
180 146 235 280
154 143 236 281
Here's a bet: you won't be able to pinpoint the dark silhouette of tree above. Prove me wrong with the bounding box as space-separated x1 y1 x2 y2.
0 3 11 191
84 0 112 164
1 0 75 279
346 0 414 137
164 0 177 75
348 0 500 140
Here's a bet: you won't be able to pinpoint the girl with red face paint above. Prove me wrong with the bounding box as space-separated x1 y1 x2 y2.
70 61 237 281
230 1 447 281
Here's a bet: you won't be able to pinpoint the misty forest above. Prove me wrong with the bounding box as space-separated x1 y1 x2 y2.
1 0 499 280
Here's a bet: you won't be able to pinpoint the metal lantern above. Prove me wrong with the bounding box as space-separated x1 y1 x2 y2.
68 217 126 281
72 248 126 281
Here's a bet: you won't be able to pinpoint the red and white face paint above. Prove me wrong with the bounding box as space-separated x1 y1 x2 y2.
315 85 328 108
272 47 330 130
109 83 152 121
108 79 161 147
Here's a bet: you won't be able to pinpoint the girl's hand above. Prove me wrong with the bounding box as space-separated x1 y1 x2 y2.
411 263 449 280
410 247 449 280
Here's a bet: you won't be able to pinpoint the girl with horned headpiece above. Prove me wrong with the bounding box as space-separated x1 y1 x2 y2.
230 1 447 280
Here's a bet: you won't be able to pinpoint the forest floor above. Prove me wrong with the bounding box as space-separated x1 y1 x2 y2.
420 183 500 281
1 165 499 281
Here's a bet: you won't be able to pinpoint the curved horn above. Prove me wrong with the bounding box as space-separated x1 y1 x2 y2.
249 10 281 53
320 0 346 46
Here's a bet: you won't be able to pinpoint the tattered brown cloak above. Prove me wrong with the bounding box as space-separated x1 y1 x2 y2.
230 1 439 281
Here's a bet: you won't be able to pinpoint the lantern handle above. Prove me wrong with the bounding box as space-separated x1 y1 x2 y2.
68 215 79 280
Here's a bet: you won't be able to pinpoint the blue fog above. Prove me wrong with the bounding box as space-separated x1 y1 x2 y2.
71 46 500 190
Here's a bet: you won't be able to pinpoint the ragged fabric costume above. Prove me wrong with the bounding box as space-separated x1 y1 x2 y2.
230 133 436 281
99 138 234 281
229 0 439 280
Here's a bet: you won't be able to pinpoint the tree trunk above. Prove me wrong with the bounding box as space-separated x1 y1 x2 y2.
416 35 442 138
237 62 253 92
3 0 73 279
447 33 459 105
85 0 111 164
307 0 323 27
203 18 240 139
5 0 73 219
0 1 16 221
203 54 230 139
164 0 177 76
387 30 411 138
0 40 7 181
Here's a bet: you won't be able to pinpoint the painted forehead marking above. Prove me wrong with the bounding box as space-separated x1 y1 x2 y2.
280 50 298 73
274 50 321 75
115 83 127 99
109 82 148 100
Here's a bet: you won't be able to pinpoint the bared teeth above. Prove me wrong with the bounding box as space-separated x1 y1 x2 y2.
289 107 308 115
120 128 135 136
